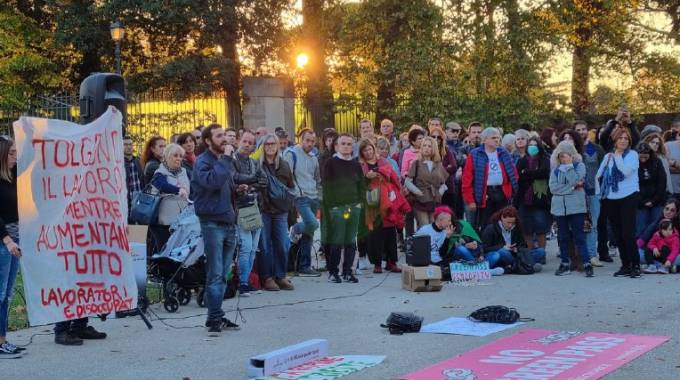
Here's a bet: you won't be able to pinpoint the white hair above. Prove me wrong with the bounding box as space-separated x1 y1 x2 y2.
480 127 500 143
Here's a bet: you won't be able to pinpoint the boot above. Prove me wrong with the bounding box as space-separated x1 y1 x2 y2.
54 332 83 346
373 265 383 274
386 261 402 273
73 326 107 340
262 277 280 291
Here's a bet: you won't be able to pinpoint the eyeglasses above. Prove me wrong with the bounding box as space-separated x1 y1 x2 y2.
451 129 461 133
264 142 277 146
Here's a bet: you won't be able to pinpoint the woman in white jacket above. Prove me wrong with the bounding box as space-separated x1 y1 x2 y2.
596 128 640 278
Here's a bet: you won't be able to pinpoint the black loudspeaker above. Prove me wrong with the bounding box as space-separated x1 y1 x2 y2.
405 234 431 267
79 73 127 133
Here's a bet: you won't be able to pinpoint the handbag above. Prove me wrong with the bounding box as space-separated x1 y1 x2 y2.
366 180 381 207
157 194 189 225
237 201 263 231
130 185 162 225
265 166 295 211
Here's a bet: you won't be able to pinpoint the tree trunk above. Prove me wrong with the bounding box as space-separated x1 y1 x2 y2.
376 81 396 125
218 1 243 129
571 45 591 118
302 0 334 135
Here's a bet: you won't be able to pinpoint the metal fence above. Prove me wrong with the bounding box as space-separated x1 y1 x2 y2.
3 91 678 148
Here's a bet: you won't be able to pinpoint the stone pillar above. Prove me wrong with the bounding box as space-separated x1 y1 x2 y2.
242 77 295 138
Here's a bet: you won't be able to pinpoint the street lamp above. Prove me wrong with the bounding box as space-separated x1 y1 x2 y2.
296 53 309 69
110 21 125 74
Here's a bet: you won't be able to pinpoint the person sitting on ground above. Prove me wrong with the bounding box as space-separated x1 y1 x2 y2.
481 206 546 272
642 219 679 274
416 206 456 270
637 198 680 271
447 211 505 275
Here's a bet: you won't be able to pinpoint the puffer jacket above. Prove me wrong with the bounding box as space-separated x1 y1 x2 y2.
549 161 587 217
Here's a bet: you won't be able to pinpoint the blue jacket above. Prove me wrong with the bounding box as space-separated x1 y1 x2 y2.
462 147 518 207
191 150 236 224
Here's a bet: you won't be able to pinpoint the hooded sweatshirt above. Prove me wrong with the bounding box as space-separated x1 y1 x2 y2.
284 145 321 200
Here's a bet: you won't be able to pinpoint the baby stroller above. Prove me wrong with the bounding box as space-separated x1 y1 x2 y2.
149 205 206 313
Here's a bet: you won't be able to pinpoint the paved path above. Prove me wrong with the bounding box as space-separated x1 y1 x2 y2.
4 242 680 379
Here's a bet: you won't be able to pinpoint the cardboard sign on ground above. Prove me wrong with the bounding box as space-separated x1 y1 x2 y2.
399 329 669 380
248 339 329 378
402 264 443 292
257 355 385 380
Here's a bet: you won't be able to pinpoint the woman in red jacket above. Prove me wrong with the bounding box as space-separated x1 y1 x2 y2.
359 139 411 273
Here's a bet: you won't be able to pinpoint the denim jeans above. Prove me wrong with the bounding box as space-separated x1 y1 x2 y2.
555 213 589 265
585 195 600 258
237 227 262 285
453 245 484 262
261 213 290 279
0 243 20 337
327 205 361 275
484 248 515 268
292 197 320 271
636 206 663 238
200 221 237 322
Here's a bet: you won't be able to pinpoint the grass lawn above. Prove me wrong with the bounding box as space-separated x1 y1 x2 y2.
8 272 162 332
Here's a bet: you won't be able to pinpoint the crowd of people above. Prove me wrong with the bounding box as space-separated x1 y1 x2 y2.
2 108 680 350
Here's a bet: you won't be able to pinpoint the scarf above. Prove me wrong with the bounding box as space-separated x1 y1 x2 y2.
185 152 196 165
162 161 182 175
600 149 629 199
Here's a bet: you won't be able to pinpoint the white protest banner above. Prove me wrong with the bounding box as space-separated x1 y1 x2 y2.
13 107 137 326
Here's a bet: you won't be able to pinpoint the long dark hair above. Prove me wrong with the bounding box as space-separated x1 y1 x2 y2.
558 129 583 154
540 128 556 151
141 136 165 168
0 135 14 182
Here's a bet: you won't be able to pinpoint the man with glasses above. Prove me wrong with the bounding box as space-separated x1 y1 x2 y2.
284 129 322 277
192 126 205 155
445 122 464 163
380 119 399 155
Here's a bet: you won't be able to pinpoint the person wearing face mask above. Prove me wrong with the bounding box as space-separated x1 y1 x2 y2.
515 136 551 261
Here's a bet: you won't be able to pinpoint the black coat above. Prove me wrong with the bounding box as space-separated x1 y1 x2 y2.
638 156 667 208
481 221 528 254
515 154 551 209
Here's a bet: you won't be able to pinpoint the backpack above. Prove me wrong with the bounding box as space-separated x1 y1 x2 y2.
511 248 536 275
468 305 533 324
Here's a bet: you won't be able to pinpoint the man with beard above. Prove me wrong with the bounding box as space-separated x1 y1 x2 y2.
192 123 241 334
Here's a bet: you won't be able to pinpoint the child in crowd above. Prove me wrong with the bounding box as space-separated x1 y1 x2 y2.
643 219 679 274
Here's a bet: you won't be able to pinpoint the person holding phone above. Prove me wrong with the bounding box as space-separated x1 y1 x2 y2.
599 106 640 152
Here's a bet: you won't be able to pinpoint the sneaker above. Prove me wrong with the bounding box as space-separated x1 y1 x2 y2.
238 283 251 297
289 226 302 244
220 317 240 330
2 342 25 352
0 343 22 359
590 257 604 267
207 319 222 334
630 266 642 278
672 265 678 274
328 273 342 283
613 266 631 277
54 332 83 346
275 277 295 290
74 326 106 340
343 273 358 283
599 255 614 263
658 265 669 274
643 265 658 274
297 267 321 277
263 277 280 291
247 284 262 294
555 263 571 276
584 264 594 277
373 265 383 274
490 267 504 276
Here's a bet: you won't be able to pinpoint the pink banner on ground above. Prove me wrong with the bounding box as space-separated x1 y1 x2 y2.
400 329 669 380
